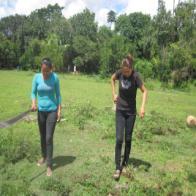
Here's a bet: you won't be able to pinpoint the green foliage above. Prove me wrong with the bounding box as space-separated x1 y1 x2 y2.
174 1 196 41
40 178 70 195
0 0 195 88
0 71 196 195
134 59 153 80
135 111 187 141
69 9 97 41
27 3 64 40
64 102 97 130
19 38 42 70
107 10 116 26
0 180 33 196
36 34 65 71
0 130 39 163
153 0 176 48
115 12 151 43
19 34 65 71
169 42 192 71
99 34 134 77
97 26 113 43
72 35 99 73
0 33 19 68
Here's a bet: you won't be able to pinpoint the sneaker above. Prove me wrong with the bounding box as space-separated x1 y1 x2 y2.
113 170 121 180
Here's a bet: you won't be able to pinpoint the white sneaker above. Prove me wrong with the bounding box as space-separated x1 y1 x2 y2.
113 170 121 180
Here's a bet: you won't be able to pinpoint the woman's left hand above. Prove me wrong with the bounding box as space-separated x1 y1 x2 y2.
57 110 61 122
139 107 145 118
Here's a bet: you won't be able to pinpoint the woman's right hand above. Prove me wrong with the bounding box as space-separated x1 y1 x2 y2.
31 103 37 112
113 94 118 104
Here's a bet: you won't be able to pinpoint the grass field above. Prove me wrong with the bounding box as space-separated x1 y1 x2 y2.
0 70 196 196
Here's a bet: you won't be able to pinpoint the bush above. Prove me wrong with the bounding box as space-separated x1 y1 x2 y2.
99 34 135 77
64 102 97 130
168 42 194 87
40 178 70 195
0 180 33 196
134 59 153 80
134 111 187 141
0 130 39 163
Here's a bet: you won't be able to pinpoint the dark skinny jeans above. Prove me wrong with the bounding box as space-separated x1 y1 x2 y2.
38 110 57 167
115 109 136 170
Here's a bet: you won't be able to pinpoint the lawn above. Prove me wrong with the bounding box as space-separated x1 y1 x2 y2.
0 70 196 196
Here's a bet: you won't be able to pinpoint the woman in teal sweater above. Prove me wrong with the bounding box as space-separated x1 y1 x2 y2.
31 58 61 177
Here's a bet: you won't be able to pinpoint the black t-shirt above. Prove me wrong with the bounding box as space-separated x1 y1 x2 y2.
115 69 143 114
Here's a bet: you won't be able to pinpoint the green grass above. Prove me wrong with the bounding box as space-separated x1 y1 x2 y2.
0 70 196 196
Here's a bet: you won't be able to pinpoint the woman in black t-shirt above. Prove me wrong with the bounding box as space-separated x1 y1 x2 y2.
111 54 148 180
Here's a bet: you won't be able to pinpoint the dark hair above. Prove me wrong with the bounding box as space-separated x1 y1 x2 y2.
121 54 134 69
41 58 52 68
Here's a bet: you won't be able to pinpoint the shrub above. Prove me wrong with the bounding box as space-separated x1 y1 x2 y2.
0 130 39 163
134 59 153 80
134 111 187 141
40 178 70 195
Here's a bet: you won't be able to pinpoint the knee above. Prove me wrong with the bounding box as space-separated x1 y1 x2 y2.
125 138 131 144
116 137 123 145
46 136 53 145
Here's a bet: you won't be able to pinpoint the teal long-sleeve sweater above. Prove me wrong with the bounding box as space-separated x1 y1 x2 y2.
31 72 61 111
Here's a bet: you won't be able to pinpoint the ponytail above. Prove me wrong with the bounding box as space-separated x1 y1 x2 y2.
121 54 134 70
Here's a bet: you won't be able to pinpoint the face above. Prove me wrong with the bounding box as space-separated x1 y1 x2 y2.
122 66 132 78
41 64 52 79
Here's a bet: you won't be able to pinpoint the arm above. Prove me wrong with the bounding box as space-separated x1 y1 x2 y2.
55 76 62 121
139 84 148 118
31 75 37 111
111 74 118 103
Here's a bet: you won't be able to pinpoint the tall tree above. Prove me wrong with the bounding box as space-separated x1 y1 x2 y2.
174 1 196 41
69 9 98 41
153 0 176 48
107 10 116 29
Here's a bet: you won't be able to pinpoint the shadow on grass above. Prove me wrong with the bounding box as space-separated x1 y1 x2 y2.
29 156 76 181
30 170 46 182
53 155 76 171
128 157 152 171
188 173 196 183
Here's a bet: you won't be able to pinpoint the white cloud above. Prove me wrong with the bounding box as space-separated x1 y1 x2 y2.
62 0 86 18
124 0 158 16
0 0 187 26
14 0 66 15
95 8 110 27
123 0 181 17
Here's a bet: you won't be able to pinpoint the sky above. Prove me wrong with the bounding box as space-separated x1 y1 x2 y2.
0 0 183 26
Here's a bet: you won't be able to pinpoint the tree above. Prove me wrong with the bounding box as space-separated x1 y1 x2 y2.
72 35 99 73
19 34 65 71
107 10 116 29
153 0 176 48
69 9 98 41
174 1 196 42
115 12 154 59
26 3 64 40
37 34 66 71
19 38 42 70
97 26 113 43
99 35 134 77
0 33 19 68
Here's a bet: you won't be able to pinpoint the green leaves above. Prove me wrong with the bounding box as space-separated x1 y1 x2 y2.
99 34 133 77
69 9 98 41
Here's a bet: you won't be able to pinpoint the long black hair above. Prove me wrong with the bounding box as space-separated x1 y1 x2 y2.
41 58 52 69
